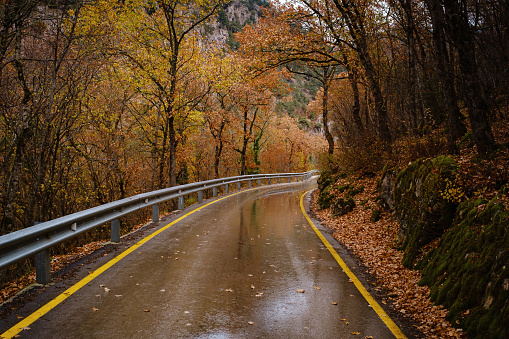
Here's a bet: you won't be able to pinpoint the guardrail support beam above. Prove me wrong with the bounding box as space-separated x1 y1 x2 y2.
225 184 229 194
111 219 120 243
152 204 159 222
258 179 261 186
237 182 241 190
198 190 203 203
213 187 217 197
278 177 281 183
35 250 51 285
289 177 291 183
268 178 271 185
178 196 184 210
248 180 251 188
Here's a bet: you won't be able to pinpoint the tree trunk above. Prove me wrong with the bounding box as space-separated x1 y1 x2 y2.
322 79 334 156
168 115 177 187
442 0 495 156
214 120 225 179
425 0 466 153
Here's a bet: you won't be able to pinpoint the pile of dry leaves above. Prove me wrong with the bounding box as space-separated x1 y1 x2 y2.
311 176 466 338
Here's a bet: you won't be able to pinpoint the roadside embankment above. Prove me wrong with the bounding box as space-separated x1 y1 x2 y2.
313 151 508 339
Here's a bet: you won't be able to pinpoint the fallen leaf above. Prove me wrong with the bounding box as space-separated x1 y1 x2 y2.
115 295 122 297
144 309 150 312
351 332 360 335
104 287 110 292
251 284 255 289
331 302 338 305
16 315 23 319
92 307 99 311
248 321 254 325
21 327 31 331
296 289 305 293
314 286 321 290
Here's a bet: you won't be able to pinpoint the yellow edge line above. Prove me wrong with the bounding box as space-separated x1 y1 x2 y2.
1 189 250 339
300 190 407 339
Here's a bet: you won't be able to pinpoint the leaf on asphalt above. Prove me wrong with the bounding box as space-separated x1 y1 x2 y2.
99 284 105 287
296 289 305 293
331 302 338 305
248 321 254 325
16 315 23 319
351 332 360 335
251 284 255 289
225 288 233 292
92 307 99 311
115 295 122 297
314 286 321 290
144 309 150 312
104 287 110 292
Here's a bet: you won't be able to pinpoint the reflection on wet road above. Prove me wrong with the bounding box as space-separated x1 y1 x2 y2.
5 182 398 338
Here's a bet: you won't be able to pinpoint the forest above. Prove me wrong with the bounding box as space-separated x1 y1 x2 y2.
0 0 326 239
1 0 508 335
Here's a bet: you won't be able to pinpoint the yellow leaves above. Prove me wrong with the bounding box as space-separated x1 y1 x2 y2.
439 174 465 203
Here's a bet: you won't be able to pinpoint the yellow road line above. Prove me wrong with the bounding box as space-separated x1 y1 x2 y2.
1 189 251 339
299 190 408 339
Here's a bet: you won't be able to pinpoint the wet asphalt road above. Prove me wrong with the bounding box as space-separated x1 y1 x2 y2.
2 181 399 338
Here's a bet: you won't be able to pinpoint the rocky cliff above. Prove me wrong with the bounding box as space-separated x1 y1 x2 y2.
204 0 269 49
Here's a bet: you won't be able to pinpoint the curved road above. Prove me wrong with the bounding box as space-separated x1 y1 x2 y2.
1 181 406 338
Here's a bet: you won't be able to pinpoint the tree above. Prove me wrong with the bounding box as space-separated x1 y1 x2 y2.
94 0 225 188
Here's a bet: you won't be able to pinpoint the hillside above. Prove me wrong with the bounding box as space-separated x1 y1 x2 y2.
315 126 509 338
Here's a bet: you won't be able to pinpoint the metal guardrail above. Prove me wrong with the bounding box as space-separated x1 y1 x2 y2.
0 170 318 284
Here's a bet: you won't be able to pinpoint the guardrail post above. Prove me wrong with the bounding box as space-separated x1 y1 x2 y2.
225 184 229 194
152 204 159 222
111 219 120 243
268 178 271 185
278 177 281 184
213 187 217 197
178 196 184 210
237 182 241 190
248 180 251 188
198 190 203 203
35 250 51 285
289 177 292 183
258 179 261 186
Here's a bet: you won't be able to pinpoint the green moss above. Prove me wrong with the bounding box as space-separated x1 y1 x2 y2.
330 197 355 217
394 156 462 267
418 189 509 339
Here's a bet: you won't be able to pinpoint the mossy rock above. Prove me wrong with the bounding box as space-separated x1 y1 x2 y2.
331 197 356 218
317 170 335 192
317 171 347 210
317 186 334 209
394 156 462 267
418 190 509 339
